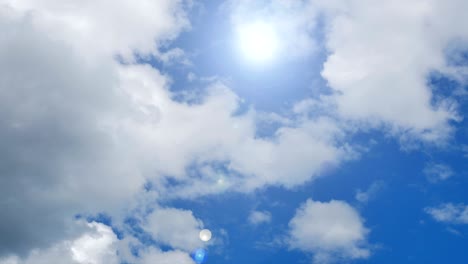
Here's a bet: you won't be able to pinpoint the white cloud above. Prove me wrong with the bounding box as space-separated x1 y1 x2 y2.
423 163 454 183
70 223 119 264
119 64 354 197
426 203 468 224
316 0 468 142
0 219 201 264
288 199 370 264
0 222 118 264
3 0 191 60
138 248 195 264
248 210 272 226
355 181 385 203
143 207 205 251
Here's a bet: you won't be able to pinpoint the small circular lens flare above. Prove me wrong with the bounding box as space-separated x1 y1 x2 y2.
199 229 212 242
192 248 207 264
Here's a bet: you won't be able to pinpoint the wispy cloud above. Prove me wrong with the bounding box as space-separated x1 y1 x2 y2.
426 203 468 224
423 163 454 183
355 181 385 204
248 210 272 226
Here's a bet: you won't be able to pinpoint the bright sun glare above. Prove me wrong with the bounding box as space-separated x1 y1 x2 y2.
238 22 279 63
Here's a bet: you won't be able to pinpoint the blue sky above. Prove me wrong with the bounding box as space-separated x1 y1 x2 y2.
1 0 468 264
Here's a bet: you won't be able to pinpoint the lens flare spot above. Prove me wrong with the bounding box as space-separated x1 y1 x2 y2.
199 229 212 242
192 248 207 264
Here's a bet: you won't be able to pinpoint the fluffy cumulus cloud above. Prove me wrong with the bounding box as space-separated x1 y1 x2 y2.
137 248 195 264
70 223 119 264
143 207 205 251
316 0 468 142
426 203 468 224
3 0 191 59
0 5 143 254
0 220 197 264
248 210 272 225
0 222 118 264
116 63 351 196
0 0 196 257
288 199 370 264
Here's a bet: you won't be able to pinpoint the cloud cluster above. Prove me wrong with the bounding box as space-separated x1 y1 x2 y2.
288 199 370 264
0 0 203 258
0 205 207 264
0 0 350 260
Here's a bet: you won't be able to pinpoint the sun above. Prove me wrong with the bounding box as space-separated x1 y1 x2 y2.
237 22 279 63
